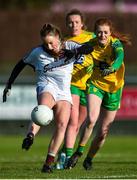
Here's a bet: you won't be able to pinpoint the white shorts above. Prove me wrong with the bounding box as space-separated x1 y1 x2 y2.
36 84 72 104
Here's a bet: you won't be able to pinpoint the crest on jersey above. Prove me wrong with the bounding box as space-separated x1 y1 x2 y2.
74 54 85 64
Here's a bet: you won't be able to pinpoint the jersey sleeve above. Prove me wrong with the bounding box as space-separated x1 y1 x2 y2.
112 40 124 70
65 41 81 50
23 48 37 67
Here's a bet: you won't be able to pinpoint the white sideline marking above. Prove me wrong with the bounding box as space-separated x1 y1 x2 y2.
97 174 137 178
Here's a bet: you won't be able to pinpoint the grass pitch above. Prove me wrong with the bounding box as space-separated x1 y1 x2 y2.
0 135 137 179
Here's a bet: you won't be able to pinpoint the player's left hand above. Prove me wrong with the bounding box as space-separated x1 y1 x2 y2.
3 85 11 102
101 67 114 76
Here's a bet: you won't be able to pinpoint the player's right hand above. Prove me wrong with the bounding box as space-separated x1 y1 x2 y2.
3 87 11 102
101 67 114 76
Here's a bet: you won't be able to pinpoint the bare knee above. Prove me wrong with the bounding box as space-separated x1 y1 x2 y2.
87 111 99 129
98 130 108 142
87 118 96 129
97 123 112 142
68 120 78 132
57 121 67 132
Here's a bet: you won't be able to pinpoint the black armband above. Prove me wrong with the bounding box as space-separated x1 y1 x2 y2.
76 42 94 55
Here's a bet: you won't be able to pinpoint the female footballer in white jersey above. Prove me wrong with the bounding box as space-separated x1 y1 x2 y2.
3 23 92 173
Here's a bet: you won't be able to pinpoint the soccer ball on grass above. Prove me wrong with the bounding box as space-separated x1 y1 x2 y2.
31 105 53 126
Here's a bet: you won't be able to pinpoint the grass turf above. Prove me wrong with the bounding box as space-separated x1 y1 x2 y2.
0 135 137 179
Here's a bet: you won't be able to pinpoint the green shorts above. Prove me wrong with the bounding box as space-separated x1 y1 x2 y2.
71 85 87 106
87 83 123 111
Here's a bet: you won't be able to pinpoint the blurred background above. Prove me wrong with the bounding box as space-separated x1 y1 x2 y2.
0 0 137 135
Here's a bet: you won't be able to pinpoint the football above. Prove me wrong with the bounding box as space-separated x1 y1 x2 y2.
31 105 53 126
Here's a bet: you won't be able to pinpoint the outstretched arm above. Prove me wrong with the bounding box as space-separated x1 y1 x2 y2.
63 41 93 59
101 43 124 76
75 42 94 55
44 42 94 72
3 60 26 102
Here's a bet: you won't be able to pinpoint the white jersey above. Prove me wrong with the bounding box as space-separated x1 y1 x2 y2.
23 41 81 103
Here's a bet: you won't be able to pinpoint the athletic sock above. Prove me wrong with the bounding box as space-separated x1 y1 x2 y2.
66 148 73 157
76 144 85 156
45 153 55 166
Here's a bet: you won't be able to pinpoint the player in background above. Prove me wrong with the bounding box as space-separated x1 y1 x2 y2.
2 23 93 173
56 9 95 169
67 17 131 170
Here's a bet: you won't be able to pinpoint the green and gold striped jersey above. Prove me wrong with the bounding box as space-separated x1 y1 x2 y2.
88 36 125 93
67 30 95 90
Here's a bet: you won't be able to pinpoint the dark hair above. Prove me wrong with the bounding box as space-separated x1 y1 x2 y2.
65 9 86 30
94 17 131 45
40 23 63 40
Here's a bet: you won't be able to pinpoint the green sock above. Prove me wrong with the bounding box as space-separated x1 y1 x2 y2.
77 144 85 154
66 148 73 157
